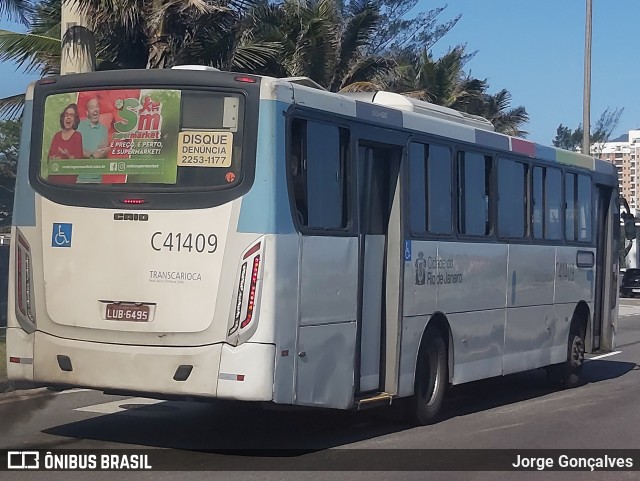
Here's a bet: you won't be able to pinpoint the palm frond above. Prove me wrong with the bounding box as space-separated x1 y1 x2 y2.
0 29 60 74
231 41 281 71
339 55 394 91
0 93 26 119
0 0 34 25
338 80 380 93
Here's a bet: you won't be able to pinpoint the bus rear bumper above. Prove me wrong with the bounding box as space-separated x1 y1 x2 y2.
6 327 35 382
15 330 275 401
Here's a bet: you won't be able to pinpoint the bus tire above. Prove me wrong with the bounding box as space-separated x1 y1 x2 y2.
546 325 585 389
409 329 447 425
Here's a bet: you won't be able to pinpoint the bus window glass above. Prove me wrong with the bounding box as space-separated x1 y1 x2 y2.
577 174 592 242
545 167 562 240
532 167 543 239
458 151 492 236
427 144 452 234
290 119 349 229
498 158 526 238
565 173 576 241
409 142 426 233
40 89 245 188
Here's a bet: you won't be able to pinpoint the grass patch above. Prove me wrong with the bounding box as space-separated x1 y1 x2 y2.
0 330 6 381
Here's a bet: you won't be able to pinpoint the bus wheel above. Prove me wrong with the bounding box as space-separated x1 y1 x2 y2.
409 329 448 425
546 326 585 389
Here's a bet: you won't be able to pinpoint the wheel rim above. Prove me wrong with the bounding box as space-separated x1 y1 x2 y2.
424 350 441 408
570 335 585 370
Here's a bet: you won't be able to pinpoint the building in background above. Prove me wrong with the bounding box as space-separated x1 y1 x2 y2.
594 129 640 269
593 129 640 210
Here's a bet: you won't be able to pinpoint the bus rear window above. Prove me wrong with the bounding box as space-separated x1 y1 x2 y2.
39 88 244 188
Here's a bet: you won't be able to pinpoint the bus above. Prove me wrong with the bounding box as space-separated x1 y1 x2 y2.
6 67 631 424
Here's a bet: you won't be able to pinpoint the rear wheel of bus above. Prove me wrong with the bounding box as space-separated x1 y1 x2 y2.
409 327 448 425
546 323 586 389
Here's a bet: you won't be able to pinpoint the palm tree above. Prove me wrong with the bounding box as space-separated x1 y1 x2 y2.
384 46 484 108
247 0 392 91
0 0 280 116
476 89 529 137
70 0 278 70
381 46 528 137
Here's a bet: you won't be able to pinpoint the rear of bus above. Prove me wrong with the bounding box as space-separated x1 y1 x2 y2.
6 69 281 401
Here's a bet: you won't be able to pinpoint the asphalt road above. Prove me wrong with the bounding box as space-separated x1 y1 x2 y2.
1 300 640 480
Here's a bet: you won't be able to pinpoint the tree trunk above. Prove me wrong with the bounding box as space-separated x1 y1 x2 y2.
60 0 96 74
146 0 170 69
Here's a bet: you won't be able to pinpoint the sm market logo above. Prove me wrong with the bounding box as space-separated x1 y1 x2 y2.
113 96 163 139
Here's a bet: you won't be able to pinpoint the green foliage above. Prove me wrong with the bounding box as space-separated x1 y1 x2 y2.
365 1 460 55
0 0 531 138
552 107 624 152
0 0 35 25
0 118 21 227
382 46 529 136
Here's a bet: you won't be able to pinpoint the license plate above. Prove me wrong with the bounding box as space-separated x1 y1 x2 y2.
105 303 150 321
633 289 640 293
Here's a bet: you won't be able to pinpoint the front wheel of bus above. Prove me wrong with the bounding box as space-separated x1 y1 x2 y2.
547 327 585 389
409 329 448 425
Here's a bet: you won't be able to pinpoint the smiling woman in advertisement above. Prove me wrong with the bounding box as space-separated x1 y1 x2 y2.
47 103 84 160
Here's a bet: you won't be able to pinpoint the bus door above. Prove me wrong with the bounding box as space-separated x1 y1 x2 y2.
592 185 615 351
356 142 402 395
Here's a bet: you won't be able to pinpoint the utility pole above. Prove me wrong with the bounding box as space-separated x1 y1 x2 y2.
582 0 592 155
60 1 96 75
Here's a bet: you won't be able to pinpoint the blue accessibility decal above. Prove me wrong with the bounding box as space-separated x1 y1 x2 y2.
404 240 412 261
52 223 72 247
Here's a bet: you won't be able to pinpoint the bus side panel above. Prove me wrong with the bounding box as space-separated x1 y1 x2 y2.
398 240 437 397
293 236 358 408
503 244 557 374
554 247 594 304
437 242 507 384
554 245 595 352
402 241 437 317
260 233 300 405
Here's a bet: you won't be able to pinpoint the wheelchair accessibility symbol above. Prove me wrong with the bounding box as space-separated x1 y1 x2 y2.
52 223 72 247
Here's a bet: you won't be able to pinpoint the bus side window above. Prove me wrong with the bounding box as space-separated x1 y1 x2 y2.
290 119 307 225
532 167 543 239
289 119 349 230
409 142 452 235
458 150 493 236
577 174 592 242
497 157 527 238
545 167 562 240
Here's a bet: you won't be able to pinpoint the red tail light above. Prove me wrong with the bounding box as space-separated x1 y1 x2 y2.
241 254 260 329
228 241 263 338
234 75 256 83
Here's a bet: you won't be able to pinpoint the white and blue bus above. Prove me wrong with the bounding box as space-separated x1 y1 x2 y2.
6 67 627 424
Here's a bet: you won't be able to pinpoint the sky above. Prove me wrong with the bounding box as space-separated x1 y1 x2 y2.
0 0 639 145
425 0 640 144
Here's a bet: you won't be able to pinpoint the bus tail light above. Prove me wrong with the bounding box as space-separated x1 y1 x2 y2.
241 254 261 329
16 231 36 325
228 240 263 340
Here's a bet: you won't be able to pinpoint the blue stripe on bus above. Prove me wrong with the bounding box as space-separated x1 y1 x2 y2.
534 144 557 162
237 100 295 234
13 100 36 227
475 129 510 151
